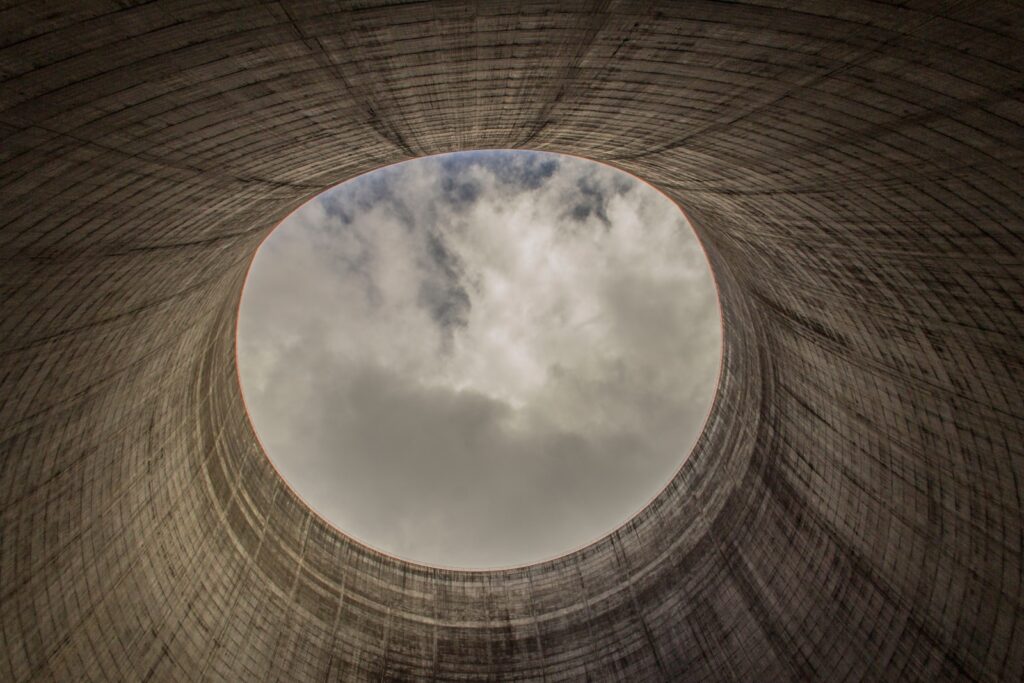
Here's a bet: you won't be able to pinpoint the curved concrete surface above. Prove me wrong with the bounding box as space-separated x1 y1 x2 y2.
1 2 1021 680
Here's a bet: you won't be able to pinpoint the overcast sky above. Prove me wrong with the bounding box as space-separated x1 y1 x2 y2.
237 151 721 568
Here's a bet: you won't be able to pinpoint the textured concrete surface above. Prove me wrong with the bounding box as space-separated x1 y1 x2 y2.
1 1 1022 680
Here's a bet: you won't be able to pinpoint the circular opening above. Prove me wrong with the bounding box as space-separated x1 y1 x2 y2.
237 150 722 569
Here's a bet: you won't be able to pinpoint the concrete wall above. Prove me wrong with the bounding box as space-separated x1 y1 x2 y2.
1 2 1021 680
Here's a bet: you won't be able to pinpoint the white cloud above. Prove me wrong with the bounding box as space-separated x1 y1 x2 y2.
237 151 721 568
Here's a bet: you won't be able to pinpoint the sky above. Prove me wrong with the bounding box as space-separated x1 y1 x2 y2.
237 151 721 569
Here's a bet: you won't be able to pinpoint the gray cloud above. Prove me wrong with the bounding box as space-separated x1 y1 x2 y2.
417 230 471 345
238 151 721 568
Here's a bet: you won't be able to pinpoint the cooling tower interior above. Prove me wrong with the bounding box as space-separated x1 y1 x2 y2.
1 2 1022 680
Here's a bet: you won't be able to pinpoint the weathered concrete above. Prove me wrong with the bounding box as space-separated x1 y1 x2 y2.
1 2 1021 680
